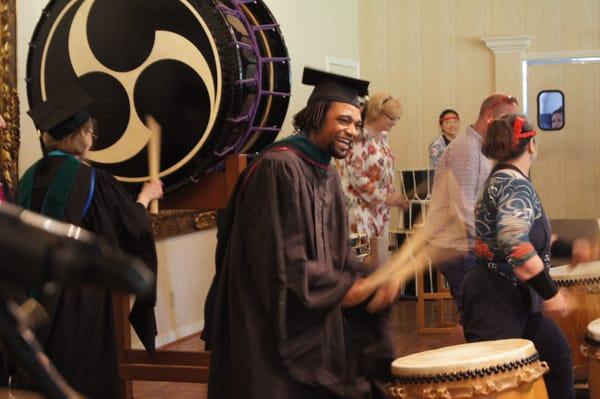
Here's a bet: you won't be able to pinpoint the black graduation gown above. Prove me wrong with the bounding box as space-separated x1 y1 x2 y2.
206 140 393 399
16 155 157 399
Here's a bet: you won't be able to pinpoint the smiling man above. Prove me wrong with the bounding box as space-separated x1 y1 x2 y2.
204 67 400 399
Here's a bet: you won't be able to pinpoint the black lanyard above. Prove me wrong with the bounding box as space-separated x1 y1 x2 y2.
491 163 529 180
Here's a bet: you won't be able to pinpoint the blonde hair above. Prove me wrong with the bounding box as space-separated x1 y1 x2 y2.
364 92 402 123
42 119 93 156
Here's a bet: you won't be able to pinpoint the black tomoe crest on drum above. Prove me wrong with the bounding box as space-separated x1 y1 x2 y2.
27 0 291 192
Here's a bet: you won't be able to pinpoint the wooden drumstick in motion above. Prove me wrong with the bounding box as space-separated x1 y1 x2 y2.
359 170 468 312
361 209 458 293
146 115 161 215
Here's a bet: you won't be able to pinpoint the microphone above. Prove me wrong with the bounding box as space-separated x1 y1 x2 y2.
0 202 154 296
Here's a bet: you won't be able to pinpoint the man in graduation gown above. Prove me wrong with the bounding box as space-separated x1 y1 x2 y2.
204 67 402 399
15 85 162 398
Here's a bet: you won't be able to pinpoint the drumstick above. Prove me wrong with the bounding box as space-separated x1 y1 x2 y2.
146 115 161 215
360 170 468 308
362 212 465 313
362 208 458 293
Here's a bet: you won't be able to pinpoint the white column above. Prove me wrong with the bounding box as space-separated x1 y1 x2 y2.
481 35 533 99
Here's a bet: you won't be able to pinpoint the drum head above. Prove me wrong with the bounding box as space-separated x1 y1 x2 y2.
391 338 537 377
587 318 600 345
27 0 290 192
550 261 600 285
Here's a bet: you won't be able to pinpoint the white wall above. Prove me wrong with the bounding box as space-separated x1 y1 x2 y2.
18 0 360 347
266 0 360 137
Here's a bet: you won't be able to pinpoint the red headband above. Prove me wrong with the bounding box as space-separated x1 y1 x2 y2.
439 114 459 123
512 117 536 149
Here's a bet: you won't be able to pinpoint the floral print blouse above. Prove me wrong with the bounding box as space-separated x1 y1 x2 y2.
428 135 449 168
337 128 395 238
474 167 551 282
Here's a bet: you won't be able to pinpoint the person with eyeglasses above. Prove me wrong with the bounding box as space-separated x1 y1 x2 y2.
337 92 409 268
424 94 519 341
460 114 586 399
429 109 460 168
14 85 163 398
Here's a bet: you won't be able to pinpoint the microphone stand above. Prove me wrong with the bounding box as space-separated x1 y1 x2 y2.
0 294 81 399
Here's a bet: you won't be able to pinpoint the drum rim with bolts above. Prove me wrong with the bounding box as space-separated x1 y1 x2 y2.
387 339 549 398
550 261 600 286
391 339 539 377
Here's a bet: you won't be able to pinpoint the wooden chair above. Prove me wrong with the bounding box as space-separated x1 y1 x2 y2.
416 265 456 334
394 168 457 334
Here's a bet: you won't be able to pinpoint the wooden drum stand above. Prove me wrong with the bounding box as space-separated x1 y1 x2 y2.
114 155 247 398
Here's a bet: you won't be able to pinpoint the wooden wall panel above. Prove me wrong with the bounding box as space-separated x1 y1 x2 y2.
530 63 600 218
359 0 600 219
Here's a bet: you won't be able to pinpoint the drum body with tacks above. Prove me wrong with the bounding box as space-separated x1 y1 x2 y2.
582 318 600 399
26 0 291 193
549 261 600 385
387 339 548 399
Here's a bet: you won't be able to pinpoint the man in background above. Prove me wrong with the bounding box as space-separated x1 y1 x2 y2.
425 94 520 331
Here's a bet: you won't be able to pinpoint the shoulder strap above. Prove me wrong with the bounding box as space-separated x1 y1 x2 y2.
492 163 529 180
82 167 96 218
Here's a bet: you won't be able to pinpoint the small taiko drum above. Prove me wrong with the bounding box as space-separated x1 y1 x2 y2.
387 339 548 399
581 318 600 398
550 261 600 384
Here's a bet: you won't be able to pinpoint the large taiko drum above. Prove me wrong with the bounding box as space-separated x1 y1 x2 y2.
549 261 600 384
582 318 600 398
387 339 548 399
26 0 290 192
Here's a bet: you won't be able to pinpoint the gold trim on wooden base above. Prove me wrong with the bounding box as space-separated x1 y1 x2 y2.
151 209 217 239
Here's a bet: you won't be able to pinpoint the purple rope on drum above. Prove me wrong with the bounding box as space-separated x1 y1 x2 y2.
208 0 291 172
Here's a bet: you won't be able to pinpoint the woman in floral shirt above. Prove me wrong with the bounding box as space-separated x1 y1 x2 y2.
338 92 409 266
461 114 591 399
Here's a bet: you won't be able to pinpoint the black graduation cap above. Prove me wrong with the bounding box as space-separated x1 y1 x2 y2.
302 67 369 107
27 84 94 140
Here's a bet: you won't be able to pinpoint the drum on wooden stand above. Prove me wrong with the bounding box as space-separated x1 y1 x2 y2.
26 0 291 193
387 339 548 399
549 261 600 385
582 318 600 399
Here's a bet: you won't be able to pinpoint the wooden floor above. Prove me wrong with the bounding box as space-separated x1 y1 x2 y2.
134 298 459 399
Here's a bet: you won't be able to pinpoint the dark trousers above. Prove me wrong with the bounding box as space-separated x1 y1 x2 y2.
431 247 475 314
462 266 574 399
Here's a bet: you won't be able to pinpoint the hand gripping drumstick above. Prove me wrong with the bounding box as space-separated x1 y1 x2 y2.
146 116 161 215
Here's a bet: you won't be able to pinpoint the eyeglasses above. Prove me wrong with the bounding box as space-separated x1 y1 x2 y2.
84 128 97 139
487 95 519 111
382 111 400 123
